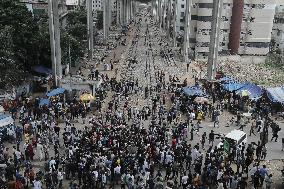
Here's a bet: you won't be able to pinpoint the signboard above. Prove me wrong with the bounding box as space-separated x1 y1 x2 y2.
223 140 230 155
66 0 79 6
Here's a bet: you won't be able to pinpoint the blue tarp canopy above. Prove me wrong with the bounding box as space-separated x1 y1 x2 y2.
266 87 284 103
182 86 206 97
32 65 52 75
236 83 263 100
46 88 65 97
0 114 14 128
221 82 246 92
218 76 236 83
39 98 50 106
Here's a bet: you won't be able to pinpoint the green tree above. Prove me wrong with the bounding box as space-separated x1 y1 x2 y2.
61 8 87 66
0 0 42 88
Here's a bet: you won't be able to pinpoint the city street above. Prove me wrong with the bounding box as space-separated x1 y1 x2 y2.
1 2 284 189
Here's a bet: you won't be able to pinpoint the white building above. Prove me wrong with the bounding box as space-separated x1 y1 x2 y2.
239 0 277 55
92 0 103 11
272 2 284 51
172 0 277 59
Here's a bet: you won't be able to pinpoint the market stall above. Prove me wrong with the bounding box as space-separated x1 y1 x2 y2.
266 87 284 113
0 114 15 141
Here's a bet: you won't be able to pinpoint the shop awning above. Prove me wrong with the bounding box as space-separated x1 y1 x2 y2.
39 98 50 106
266 87 284 103
236 83 263 100
0 114 14 128
46 88 66 97
221 82 246 92
32 65 52 75
182 86 206 97
218 76 236 83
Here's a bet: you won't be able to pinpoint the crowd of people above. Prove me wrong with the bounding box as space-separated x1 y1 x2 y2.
0 7 283 189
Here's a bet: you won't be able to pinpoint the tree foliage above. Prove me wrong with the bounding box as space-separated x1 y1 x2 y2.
0 0 42 89
61 8 87 66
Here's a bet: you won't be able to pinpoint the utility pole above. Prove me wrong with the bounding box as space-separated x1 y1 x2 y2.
207 0 223 81
87 0 94 60
173 0 177 47
103 0 109 44
183 0 191 62
48 0 62 87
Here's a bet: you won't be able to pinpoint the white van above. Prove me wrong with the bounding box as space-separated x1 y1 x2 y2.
218 129 247 149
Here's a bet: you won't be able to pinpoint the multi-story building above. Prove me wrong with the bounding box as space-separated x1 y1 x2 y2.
20 0 68 27
172 0 277 59
238 0 276 55
272 3 284 51
92 0 103 11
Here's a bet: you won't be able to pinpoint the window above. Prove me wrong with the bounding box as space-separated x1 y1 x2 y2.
191 15 198 20
198 3 213 9
197 16 212 22
181 4 185 8
246 42 270 48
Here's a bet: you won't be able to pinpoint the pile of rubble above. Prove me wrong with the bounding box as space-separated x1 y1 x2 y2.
193 57 284 87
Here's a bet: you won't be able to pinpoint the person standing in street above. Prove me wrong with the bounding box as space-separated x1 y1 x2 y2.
282 138 284 151
33 178 42 189
264 174 273 189
209 130 214 146
249 121 256 136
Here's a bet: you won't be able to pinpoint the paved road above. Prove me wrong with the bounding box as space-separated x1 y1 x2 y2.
3 6 284 189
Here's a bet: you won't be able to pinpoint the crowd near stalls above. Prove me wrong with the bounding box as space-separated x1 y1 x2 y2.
0 8 284 189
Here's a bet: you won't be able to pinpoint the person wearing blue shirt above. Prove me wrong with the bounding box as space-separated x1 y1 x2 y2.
259 165 268 187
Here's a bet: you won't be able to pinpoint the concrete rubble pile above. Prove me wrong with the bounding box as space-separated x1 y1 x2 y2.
193 58 284 87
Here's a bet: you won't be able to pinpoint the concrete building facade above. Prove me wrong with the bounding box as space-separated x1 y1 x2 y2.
92 0 103 11
172 0 278 59
238 0 276 55
272 3 284 51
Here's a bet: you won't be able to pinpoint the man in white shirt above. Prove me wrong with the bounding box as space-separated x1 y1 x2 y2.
33 178 42 189
114 165 121 184
49 157 56 171
57 168 64 187
181 173 189 188
37 143 43 161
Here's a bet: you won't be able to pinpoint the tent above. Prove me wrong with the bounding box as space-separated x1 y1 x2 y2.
39 98 50 106
221 82 246 92
0 114 14 128
218 76 236 83
182 86 206 97
266 87 284 104
236 83 263 100
46 88 66 97
32 65 52 75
